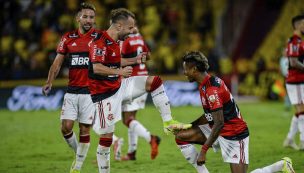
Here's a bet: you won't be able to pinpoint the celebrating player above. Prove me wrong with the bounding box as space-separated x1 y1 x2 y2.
42 3 98 173
283 14 304 151
120 26 161 161
174 51 249 173
88 8 191 173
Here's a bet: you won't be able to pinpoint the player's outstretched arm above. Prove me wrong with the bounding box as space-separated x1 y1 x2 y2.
42 54 65 96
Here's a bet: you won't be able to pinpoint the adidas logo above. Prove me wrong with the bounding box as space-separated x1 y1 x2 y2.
112 52 116 56
232 154 238 159
72 42 77 46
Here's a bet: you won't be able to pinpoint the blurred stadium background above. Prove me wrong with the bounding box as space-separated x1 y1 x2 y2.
2 0 304 101
1 0 304 172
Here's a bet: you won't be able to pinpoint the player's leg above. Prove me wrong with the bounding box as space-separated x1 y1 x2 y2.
295 103 304 150
93 91 123 173
96 132 113 173
93 101 114 173
218 136 249 173
122 93 161 160
125 76 191 132
93 104 113 173
250 157 295 173
175 122 209 173
70 123 91 171
61 120 78 152
61 93 78 153
112 134 124 161
70 94 94 172
122 111 138 160
230 163 248 173
284 84 300 149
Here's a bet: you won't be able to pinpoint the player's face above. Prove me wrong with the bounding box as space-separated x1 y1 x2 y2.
183 62 195 82
117 17 136 40
78 9 95 32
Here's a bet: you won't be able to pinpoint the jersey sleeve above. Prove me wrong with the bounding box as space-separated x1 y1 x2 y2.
56 34 68 55
206 86 223 111
286 38 300 57
89 40 107 64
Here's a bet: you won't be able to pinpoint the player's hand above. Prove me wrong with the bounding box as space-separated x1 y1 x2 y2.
197 150 206 166
42 83 52 96
120 66 133 78
136 52 148 64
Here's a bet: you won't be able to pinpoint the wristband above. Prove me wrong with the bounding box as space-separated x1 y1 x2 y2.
202 144 209 153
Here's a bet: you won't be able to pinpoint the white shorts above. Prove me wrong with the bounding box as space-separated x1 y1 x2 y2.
122 93 148 112
218 136 249 164
286 83 304 105
93 76 148 135
199 124 220 152
60 93 95 124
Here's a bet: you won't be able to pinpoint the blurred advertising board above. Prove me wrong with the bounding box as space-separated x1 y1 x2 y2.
0 81 201 111
1 86 64 111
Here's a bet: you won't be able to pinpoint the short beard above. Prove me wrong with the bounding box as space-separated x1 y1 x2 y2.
82 25 91 33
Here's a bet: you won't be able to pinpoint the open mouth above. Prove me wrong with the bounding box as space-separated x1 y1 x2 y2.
84 24 92 29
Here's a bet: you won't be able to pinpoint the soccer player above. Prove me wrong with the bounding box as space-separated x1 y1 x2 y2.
42 3 98 173
120 26 161 161
279 49 291 111
174 51 249 173
88 8 191 173
283 14 304 151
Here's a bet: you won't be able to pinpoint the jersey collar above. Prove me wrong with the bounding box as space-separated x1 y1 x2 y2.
102 31 119 44
78 28 95 37
199 74 211 89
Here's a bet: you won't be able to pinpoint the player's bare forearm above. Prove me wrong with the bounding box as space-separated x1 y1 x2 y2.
289 58 304 71
46 54 65 84
121 58 138 66
93 63 120 76
46 65 59 84
93 63 132 77
205 109 224 147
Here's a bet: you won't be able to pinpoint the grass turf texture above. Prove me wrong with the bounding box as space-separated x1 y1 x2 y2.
0 101 303 173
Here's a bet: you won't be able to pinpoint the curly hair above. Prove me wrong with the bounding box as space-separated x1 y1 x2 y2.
182 51 209 72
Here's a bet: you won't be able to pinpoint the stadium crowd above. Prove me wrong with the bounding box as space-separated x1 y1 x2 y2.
2 0 304 100
1 0 215 80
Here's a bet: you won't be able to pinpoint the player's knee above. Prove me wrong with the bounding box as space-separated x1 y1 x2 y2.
175 138 190 145
99 137 113 147
146 76 163 92
79 123 91 135
61 121 73 135
123 116 135 127
175 131 190 141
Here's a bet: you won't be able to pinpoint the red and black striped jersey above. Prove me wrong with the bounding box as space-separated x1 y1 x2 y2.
199 75 249 140
88 31 121 103
286 34 304 84
121 33 149 76
56 28 100 94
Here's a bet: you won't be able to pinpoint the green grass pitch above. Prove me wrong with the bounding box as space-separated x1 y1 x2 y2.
0 101 303 173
